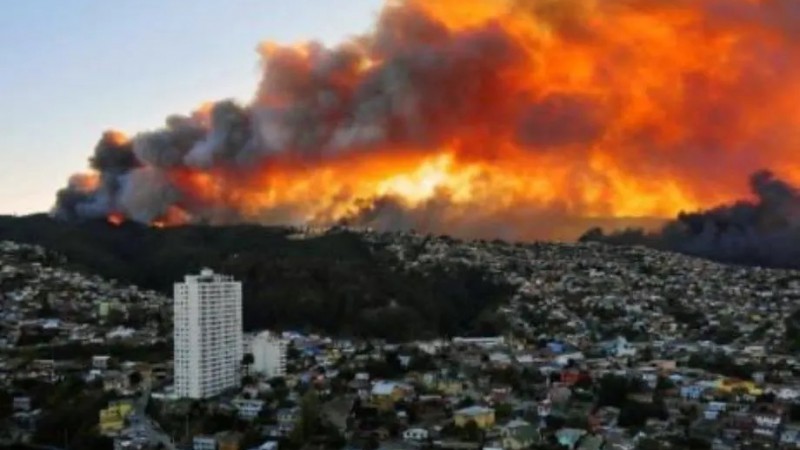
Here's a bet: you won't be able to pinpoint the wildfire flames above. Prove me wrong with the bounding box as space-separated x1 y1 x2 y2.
55 0 800 241
107 213 124 227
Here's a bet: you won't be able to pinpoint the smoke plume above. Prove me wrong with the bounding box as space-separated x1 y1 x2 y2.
582 172 800 269
54 0 800 241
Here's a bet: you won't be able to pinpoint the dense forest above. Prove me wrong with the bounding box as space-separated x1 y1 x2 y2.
0 215 513 341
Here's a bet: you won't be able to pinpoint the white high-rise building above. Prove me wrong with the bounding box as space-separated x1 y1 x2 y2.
250 331 287 378
174 268 243 399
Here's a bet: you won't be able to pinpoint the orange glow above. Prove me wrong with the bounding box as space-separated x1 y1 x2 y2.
234 0 800 235
65 0 800 240
103 130 130 146
107 213 124 226
70 172 100 193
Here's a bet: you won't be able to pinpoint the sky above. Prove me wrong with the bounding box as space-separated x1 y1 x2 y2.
0 0 383 215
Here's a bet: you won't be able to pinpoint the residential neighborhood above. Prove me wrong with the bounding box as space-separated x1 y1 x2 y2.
2 231 800 450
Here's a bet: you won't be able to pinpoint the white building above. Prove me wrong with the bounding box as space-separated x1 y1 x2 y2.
452 336 505 348
192 436 216 450
174 269 243 399
402 427 429 441
250 331 287 378
232 398 265 421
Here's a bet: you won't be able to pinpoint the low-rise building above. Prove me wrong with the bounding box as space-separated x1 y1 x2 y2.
402 427 429 442
454 406 495 429
99 400 134 436
501 419 538 449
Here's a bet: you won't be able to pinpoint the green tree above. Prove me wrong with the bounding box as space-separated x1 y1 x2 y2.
0 389 12 420
240 429 263 449
655 375 675 392
495 403 514 421
242 353 254 377
128 371 143 388
461 420 483 443
290 390 322 446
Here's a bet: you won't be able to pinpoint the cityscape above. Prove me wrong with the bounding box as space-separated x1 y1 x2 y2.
3 0 800 450
1 230 800 450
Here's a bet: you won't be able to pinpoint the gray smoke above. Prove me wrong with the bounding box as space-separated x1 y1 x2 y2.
133 115 205 169
52 0 800 247
52 2 527 225
118 168 181 224
582 171 800 269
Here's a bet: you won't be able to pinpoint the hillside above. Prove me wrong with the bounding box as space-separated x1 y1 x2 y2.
0 215 514 341
1 214 799 348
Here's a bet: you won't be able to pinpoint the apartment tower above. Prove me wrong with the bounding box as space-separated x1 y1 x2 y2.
174 268 243 399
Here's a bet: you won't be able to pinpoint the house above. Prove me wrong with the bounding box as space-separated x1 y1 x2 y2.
537 399 552 418
704 401 727 420
99 400 134 436
603 337 636 358
561 369 582 386
556 428 586 449
554 352 585 367
355 372 370 383
452 336 505 348
12 396 31 412
454 406 495 429
194 436 217 450
276 408 299 436
753 412 781 439
103 370 130 393
715 379 762 396
780 425 800 448
601 429 634 450
437 379 464 396
650 360 677 371
370 381 408 410
743 346 766 357
402 427 429 442
500 419 538 449
93 355 111 370
232 398 265 421
593 406 620 428
680 384 706 400
776 387 800 401
488 352 512 367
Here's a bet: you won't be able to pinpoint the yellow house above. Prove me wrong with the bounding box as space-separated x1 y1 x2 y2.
370 381 407 410
454 406 495 429
715 379 763 396
99 400 134 435
437 380 464 396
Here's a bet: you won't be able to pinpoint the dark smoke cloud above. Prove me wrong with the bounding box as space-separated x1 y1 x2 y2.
90 131 138 173
52 3 526 224
133 115 205 168
51 0 800 247
54 174 104 220
582 171 800 269
185 101 254 168
118 168 181 223
54 132 140 220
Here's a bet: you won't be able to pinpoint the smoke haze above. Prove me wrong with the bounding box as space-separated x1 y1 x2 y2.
583 172 800 269
54 0 800 242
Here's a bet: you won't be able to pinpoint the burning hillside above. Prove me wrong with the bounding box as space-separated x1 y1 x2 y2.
54 0 800 241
